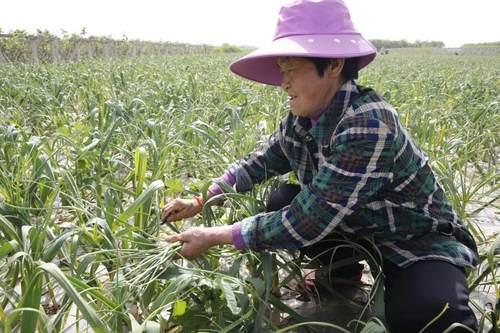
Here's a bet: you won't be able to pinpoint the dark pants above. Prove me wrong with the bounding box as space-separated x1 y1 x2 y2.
266 184 478 333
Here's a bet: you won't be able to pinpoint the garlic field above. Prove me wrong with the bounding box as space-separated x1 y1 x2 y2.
0 51 498 332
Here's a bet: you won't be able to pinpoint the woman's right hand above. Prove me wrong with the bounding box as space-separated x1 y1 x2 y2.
161 198 203 222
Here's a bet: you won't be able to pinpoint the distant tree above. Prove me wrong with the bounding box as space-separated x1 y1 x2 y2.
461 41 500 48
369 39 444 50
0 30 30 62
216 43 243 53
0 28 217 63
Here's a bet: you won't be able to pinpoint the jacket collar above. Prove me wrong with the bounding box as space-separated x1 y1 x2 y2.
292 80 359 139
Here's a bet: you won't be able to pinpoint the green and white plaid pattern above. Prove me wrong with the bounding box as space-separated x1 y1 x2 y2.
229 80 478 268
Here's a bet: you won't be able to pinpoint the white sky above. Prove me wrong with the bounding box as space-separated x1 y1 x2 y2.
1 0 499 48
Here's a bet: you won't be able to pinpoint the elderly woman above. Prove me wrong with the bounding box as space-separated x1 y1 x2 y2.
162 0 478 332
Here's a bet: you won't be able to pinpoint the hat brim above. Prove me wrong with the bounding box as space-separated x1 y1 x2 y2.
230 34 376 86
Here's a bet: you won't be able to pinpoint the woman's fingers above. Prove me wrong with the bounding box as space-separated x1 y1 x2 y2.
161 208 173 222
164 232 195 259
161 200 184 222
162 228 212 260
161 202 172 219
160 208 170 221
161 198 200 222
164 233 182 242
164 210 183 222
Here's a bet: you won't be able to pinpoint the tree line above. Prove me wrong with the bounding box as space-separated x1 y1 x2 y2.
369 39 445 50
461 41 500 48
0 28 244 64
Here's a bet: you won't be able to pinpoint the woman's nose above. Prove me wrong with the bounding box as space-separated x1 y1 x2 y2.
281 75 290 91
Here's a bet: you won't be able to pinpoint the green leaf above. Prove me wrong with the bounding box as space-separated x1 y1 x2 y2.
219 307 254 333
19 271 43 333
134 146 149 229
165 178 183 193
359 320 388 333
117 180 164 224
134 146 149 195
0 306 9 333
274 321 351 333
268 294 307 322
66 275 119 310
253 254 273 333
129 313 141 333
172 300 187 317
262 252 273 302
143 321 161 333
40 262 109 333
0 240 18 259
0 215 20 243
150 273 193 313
248 278 265 298
219 278 241 315
371 272 386 322
82 138 100 152
42 231 73 262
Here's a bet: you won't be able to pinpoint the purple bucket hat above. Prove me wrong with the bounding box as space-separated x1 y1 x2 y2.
230 0 376 86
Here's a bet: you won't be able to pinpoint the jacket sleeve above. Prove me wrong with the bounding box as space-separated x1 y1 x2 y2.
228 118 292 192
238 117 396 250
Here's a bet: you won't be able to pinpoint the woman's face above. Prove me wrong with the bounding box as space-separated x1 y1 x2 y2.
279 57 340 118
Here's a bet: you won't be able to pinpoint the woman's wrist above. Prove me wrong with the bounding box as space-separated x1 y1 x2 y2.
206 225 234 246
193 195 203 208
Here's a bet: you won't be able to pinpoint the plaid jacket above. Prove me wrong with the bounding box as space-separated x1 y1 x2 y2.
227 80 478 268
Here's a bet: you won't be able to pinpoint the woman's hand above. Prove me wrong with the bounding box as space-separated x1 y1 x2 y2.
164 225 233 260
161 198 203 222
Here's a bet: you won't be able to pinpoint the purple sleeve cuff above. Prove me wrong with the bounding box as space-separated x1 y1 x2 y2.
208 170 237 197
207 184 223 197
231 222 246 250
222 170 236 185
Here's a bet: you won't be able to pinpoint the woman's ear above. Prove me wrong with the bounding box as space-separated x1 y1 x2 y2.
327 58 344 79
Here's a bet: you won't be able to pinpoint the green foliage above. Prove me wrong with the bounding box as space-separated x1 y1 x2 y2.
462 41 500 48
215 43 245 53
369 39 445 50
0 52 498 332
0 29 216 63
